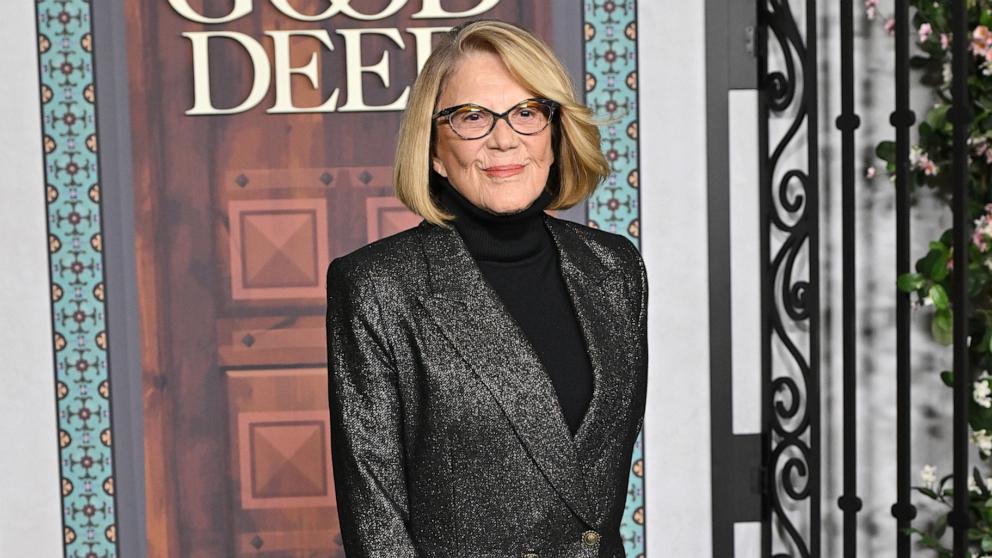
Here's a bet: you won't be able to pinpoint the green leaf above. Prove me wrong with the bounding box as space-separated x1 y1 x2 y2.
939 472 954 494
876 140 896 164
927 104 950 129
932 251 950 281
941 370 955 387
935 512 949 537
933 308 953 346
981 327 992 354
970 403 992 434
930 283 950 310
913 524 953 555
897 272 926 292
977 96 992 113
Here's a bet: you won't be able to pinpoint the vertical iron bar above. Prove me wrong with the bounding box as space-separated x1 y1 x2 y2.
757 4 772 556
951 0 971 555
837 0 863 555
757 1 772 555
806 1 821 555
890 0 917 553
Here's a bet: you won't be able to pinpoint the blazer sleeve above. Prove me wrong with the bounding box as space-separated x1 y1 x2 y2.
624 237 649 437
325 257 419 557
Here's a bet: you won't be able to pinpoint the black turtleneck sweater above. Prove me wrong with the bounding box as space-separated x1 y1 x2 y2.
434 175 594 437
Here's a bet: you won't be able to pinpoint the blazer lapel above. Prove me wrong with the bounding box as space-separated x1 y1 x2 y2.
544 217 635 524
543 218 631 454
415 220 596 527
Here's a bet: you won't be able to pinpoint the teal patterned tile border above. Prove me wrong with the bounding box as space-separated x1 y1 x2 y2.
35 1 120 556
582 1 644 556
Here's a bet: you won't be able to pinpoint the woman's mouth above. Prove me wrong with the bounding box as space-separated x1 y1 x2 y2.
484 164 525 178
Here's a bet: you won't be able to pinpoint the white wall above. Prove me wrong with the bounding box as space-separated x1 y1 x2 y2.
0 3 64 557
639 2 713 555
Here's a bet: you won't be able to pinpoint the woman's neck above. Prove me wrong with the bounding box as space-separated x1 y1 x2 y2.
433 173 553 263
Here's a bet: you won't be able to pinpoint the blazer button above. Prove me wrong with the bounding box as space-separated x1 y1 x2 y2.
581 529 601 549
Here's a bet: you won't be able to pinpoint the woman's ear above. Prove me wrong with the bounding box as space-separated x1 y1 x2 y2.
431 157 448 177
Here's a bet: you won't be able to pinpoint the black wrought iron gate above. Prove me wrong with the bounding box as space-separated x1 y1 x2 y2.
706 0 974 556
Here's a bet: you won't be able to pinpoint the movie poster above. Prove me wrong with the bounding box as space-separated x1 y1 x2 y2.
122 2 608 555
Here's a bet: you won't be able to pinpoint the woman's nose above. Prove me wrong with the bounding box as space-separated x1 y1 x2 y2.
486 117 520 149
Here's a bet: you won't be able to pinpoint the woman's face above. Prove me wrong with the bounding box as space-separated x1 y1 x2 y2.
431 51 554 215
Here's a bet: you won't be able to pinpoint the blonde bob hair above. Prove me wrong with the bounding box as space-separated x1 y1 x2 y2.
394 20 611 227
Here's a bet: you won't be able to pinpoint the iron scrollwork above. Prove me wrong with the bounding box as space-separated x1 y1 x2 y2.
760 0 821 556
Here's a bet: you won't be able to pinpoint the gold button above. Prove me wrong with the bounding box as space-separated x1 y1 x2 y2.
521 553 539 558
581 530 600 548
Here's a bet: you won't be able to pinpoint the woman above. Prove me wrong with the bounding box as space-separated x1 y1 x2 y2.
326 19 648 558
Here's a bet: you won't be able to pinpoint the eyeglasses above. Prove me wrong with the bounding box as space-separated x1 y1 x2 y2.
432 98 560 140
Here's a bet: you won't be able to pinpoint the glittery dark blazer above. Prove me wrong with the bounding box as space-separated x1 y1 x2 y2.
325 213 648 558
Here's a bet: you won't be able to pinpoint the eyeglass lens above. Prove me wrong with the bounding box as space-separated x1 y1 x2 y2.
449 101 553 138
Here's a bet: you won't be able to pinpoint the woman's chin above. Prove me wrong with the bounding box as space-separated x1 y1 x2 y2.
480 187 543 214
483 195 537 215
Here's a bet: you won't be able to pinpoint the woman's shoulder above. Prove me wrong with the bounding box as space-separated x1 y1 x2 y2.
545 213 643 272
326 220 430 291
546 215 647 318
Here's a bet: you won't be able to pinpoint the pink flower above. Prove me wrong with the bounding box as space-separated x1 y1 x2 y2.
885 18 896 36
974 212 992 252
911 147 940 176
919 23 933 43
972 139 992 164
941 33 950 50
975 139 989 157
977 140 992 164
973 25 992 57
864 0 879 19
865 166 877 179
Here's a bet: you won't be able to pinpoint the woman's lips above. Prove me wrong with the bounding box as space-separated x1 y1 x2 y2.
484 164 525 178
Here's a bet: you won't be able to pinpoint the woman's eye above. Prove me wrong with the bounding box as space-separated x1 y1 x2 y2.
455 110 483 123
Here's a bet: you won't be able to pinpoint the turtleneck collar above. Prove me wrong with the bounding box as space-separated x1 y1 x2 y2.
432 171 554 264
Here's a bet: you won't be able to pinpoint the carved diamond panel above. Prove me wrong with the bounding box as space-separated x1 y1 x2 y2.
228 199 328 300
237 409 334 510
